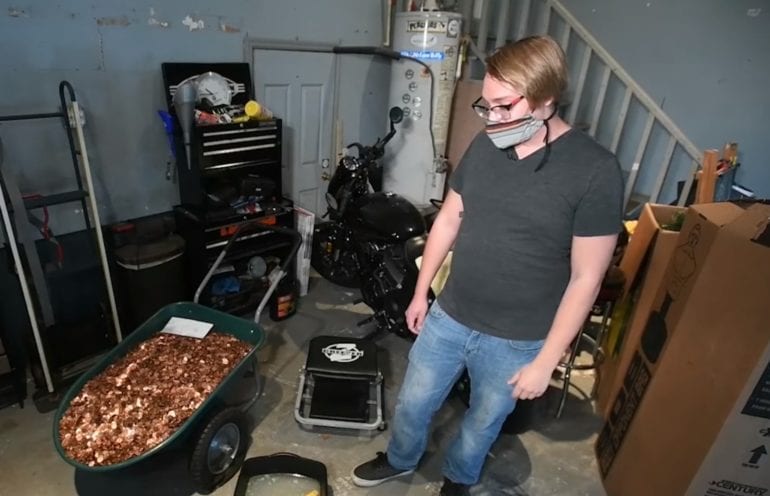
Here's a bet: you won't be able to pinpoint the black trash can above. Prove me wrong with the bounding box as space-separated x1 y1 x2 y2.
114 235 186 330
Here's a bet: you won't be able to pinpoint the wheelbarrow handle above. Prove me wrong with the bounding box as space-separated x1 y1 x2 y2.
194 223 245 305
193 221 303 323
262 224 302 276
253 224 302 324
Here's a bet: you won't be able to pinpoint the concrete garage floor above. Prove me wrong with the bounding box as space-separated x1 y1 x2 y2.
0 276 606 496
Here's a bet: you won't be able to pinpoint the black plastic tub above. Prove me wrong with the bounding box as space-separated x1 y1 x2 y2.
233 452 329 496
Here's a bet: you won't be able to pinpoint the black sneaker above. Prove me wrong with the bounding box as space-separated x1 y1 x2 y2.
440 477 471 496
351 451 414 487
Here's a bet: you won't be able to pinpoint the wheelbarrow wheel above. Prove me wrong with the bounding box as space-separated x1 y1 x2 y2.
190 407 250 494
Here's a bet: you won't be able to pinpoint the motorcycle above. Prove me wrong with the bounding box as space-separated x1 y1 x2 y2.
311 107 431 339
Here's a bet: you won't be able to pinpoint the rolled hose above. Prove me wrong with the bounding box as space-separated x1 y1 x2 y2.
331 46 402 60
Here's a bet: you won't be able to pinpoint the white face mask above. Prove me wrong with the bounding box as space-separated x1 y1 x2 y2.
485 115 544 149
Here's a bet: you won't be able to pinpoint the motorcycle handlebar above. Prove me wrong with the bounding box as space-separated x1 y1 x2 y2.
346 117 398 164
347 142 366 158
375 125 397 155
344 143 379 166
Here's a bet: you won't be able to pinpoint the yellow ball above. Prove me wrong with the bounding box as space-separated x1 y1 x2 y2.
244 100 261 118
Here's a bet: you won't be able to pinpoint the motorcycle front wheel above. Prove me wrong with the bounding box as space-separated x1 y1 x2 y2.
311 222 361 288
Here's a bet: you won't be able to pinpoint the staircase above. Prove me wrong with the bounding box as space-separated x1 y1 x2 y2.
405 0 703 211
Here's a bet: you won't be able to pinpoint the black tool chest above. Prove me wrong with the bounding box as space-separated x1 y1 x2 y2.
162 62 294 315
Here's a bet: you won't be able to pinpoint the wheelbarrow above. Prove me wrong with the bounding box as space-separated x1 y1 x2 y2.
53 222 301 494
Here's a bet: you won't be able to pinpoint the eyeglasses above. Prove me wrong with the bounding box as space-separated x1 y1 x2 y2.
471 95 525 121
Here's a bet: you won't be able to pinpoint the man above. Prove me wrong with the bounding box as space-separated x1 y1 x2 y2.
352 35 623 495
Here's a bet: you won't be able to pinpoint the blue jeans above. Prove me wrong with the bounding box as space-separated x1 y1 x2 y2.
387 302 544 485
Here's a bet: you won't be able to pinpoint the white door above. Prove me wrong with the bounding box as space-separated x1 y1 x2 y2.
251 49 335 216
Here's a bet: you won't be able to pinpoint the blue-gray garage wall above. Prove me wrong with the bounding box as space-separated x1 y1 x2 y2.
0 0 390 232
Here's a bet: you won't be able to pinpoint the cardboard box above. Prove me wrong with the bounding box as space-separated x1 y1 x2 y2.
618 204 686 297
596 202 770 496
596 204 685 417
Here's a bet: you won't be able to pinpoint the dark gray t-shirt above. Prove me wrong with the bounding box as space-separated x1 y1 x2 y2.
437 128 623 341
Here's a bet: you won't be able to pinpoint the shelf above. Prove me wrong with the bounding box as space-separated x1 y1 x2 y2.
175 201 292 228
23 190 88 209
206 292 263 318
44 259 101 280
203 276 265 309
40 229 102 280
0 111 63 122
207 238 294 265
201 158 280 175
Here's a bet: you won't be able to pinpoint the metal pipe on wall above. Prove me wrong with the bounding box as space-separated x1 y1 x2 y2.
516 0 531 41
382 0 394 46
495 0 511 48
476 0 491 55
461 0 474 35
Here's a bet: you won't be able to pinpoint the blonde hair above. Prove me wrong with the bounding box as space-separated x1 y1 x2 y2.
486 35 568 108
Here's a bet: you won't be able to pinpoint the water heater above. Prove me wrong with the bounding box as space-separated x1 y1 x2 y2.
383 10 463 207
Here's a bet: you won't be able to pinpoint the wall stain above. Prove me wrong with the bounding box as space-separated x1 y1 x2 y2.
148 18 170 28
219 20 240 33
97 15 130 27
182 15 205 31
7 7 28 17
96 23 106 71
148 7 170 28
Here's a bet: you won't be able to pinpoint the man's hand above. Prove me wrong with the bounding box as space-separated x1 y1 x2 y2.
508 361 554 400
404 296 430 335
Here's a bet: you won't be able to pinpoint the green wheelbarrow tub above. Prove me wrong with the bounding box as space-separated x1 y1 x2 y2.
53 302 265 473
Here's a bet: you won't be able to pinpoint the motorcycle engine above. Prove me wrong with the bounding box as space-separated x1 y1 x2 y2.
360 244 417 338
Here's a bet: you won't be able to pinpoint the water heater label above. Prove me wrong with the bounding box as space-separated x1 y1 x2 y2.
407 19 448 33
411 34 438 47
400 50 445 60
